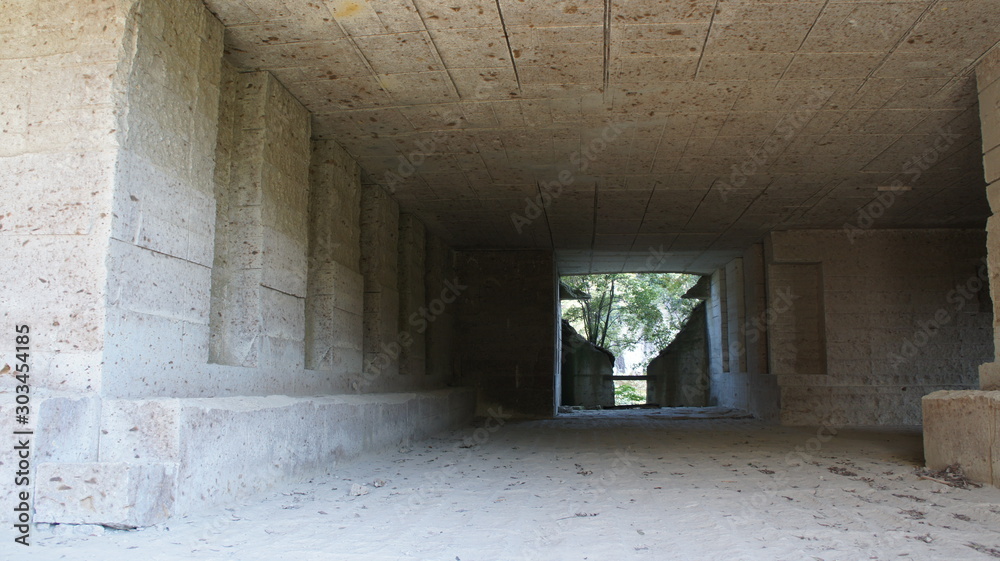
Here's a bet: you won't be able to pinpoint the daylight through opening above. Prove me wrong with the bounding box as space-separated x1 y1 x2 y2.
559 272 703 410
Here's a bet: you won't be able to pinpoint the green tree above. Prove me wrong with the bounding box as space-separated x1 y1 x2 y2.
562 273 700 361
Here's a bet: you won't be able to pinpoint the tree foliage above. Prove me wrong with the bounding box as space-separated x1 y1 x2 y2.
561 273 700 361
614 382 646 405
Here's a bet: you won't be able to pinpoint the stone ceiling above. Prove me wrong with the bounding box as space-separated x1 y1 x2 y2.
203 0 999 274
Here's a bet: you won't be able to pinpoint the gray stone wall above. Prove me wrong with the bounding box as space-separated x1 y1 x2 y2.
306 140 364 377
769 229 992 425
647 302 709 407
456 250 557 417
706 244 779 421
425 233 459 385
8 0 474 528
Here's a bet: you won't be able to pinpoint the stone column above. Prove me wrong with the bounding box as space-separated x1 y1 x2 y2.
922 50 1000 488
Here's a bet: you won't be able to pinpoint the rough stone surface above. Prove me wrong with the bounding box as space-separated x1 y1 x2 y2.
704 244 779 421
306 140 363 374
982 362 1000 391
424 232 460 385
203 0 994 275
647 302 709 407
3 0 476 530
560 320 614 408
923 390 1000 488
171 389 475 515
99 399 181 463
12 0 998 531
34 462 178 529
769 229 992 426
361 183 401 382
36 396 102 463
208 69 311 371
397 214 427 377
457 250 557 418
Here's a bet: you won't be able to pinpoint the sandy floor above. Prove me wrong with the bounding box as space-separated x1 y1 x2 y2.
19 407 1000 560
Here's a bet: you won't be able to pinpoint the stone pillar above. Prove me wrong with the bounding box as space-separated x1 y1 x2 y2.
360 183 400 385
209 70 311 370
397 214 427 377
456 250 557 417
980 48 1000 391
305 140 364 377
425 233 458 385
922 49 1000 488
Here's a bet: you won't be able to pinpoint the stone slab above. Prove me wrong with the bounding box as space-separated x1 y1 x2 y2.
922 390 999 487
34 462 178 529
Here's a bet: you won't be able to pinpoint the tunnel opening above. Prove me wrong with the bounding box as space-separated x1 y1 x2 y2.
559 272 703 410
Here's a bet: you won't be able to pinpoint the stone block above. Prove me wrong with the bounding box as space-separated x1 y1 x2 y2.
261 287 305 341
34 462 178 529
981 362 1000 391
261 335 305 371
0 234 109 357
977 46 1000 92
100 399 181 462
981 79 1000 153
986 148 1000 185
922 390 999 486
36 396 101 463
1 151 116 236
106 239 212 325
261 227 308 298
32 351 104 394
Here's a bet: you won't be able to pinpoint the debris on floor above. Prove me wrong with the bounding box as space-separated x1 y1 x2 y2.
915 464 984 489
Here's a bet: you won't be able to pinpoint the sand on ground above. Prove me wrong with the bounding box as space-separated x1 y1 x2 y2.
14 407 1000 561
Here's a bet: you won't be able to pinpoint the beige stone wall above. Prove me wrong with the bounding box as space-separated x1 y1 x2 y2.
707 267 728 379
977 48 1000 390
0 0 138 525
769 229 991 426
0 0 132 395
707 244 779 421
207 69 311 372
104 0 225 397
360 182 401 384
920 34 1000 491
8 0 474 527
306 140 363 378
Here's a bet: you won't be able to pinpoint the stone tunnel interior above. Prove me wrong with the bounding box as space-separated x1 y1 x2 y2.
4 0 1000 558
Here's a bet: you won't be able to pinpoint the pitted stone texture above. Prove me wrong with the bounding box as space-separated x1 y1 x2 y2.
362 288 401 381
36 396 102 463
99 399 181 463
306 140 364 373
209 69 311 370
982 362 1000 391
768 229 992 426
923 390 1000 488
310 140 363 268
306 264 365 373
34 462 178 529
172 389 476 516
361 184 400 290
361 183 402 382
647 303 708 407
202 0 992 274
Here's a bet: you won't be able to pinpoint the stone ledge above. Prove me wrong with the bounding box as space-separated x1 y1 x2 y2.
922 390 999 488
32 388 476 527
34 462 178 529
980 362 1000 390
